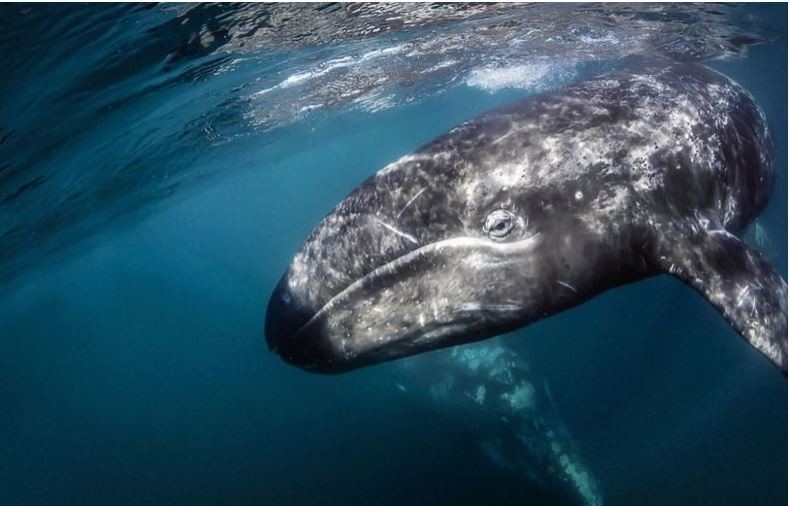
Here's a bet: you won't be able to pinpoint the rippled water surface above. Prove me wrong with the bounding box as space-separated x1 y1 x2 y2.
0 3 786 505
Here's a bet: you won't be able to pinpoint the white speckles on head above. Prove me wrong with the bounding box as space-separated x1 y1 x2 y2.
579 185 630 236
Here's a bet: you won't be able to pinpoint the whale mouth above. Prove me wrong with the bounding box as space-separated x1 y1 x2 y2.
266 234 540 373
295 237 527 333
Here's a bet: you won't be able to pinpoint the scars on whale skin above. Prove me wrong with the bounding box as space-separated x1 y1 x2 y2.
265 57 788 376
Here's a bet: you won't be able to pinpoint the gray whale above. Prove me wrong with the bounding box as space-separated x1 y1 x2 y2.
266 57 787 375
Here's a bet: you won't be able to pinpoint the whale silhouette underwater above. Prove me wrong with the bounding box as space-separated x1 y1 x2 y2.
265 56 787 378
397 339 603 505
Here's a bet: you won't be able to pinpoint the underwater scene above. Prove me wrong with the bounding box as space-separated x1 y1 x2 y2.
0 3 786 505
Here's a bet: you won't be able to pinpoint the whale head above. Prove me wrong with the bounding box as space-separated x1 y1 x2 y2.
264 110 639 373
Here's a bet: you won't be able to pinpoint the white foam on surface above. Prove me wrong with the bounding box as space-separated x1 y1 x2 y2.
466 62 574 92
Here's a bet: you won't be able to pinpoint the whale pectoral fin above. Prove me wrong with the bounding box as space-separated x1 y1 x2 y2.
652 226 787 375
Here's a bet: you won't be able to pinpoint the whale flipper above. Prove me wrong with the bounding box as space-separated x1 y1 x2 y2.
652 223 788 374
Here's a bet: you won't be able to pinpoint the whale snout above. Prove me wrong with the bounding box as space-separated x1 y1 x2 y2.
264 278 303 352
265 277 340 373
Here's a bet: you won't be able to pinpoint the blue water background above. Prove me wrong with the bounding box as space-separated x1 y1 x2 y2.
0 4 786 505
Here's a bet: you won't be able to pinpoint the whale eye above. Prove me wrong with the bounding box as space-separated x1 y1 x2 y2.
483 209 516 239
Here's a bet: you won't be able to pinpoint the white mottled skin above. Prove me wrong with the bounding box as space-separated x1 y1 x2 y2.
266 56 786 375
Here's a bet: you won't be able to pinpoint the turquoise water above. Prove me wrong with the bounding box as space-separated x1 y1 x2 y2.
0 4 786 505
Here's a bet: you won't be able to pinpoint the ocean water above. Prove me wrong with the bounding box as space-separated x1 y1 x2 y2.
0 4 786 505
